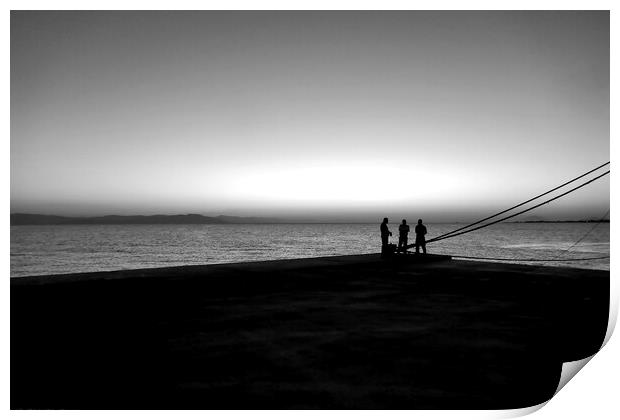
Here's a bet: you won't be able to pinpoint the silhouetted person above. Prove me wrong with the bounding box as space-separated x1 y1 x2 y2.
398 219 410 253
415 219 427 254
380 217 392 257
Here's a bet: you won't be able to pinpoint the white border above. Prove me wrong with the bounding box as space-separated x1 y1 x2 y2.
4 2 617 419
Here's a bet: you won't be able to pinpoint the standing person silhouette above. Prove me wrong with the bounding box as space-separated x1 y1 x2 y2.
415 219 427 255
380 217 392 257
398 219 410 253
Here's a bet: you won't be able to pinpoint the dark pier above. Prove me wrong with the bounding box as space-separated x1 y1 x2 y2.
11 254 609 409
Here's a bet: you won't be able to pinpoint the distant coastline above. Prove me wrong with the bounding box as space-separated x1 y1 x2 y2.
10 213 285 225
10 213 610 226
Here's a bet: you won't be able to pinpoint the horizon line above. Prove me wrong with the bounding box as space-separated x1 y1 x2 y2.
10 212 610 225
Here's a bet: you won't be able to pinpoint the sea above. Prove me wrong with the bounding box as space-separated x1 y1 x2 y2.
10 222 610 278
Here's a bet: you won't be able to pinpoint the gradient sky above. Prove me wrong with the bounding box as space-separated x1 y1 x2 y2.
11 11 609 222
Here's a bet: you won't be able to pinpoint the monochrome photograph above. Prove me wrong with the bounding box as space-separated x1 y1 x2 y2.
10 10 610 410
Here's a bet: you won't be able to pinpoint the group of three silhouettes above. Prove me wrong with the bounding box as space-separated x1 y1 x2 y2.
380 217 427 257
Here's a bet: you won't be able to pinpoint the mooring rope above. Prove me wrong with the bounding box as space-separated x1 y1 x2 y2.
554 208 610 259
430 161 610 243
426 170 610 244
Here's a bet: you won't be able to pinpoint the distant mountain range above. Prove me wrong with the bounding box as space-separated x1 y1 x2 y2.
10 213 609 225
10 213 285 225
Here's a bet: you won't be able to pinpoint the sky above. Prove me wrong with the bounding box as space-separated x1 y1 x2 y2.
10 11 610 222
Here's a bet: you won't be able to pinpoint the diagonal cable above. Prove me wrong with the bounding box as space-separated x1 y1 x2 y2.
423 170 610 244
430 161 610 242
555 209 610 259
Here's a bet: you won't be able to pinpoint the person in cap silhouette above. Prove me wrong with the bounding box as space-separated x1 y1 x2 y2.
415 219 427 254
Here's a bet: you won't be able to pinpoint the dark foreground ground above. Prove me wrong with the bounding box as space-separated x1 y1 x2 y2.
11 254 609 409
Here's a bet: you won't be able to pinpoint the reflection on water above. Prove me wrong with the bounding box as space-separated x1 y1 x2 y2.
11 222 610 277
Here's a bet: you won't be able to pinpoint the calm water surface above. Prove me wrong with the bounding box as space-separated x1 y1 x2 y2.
10 223 610 277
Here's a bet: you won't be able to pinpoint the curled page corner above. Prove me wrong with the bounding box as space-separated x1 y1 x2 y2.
552 296 616 397
494 322 612 418
602 286 618 348
493 355 597 419
554 355 595 396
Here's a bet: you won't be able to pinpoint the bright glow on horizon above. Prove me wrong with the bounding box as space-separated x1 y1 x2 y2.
223 160 469 206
